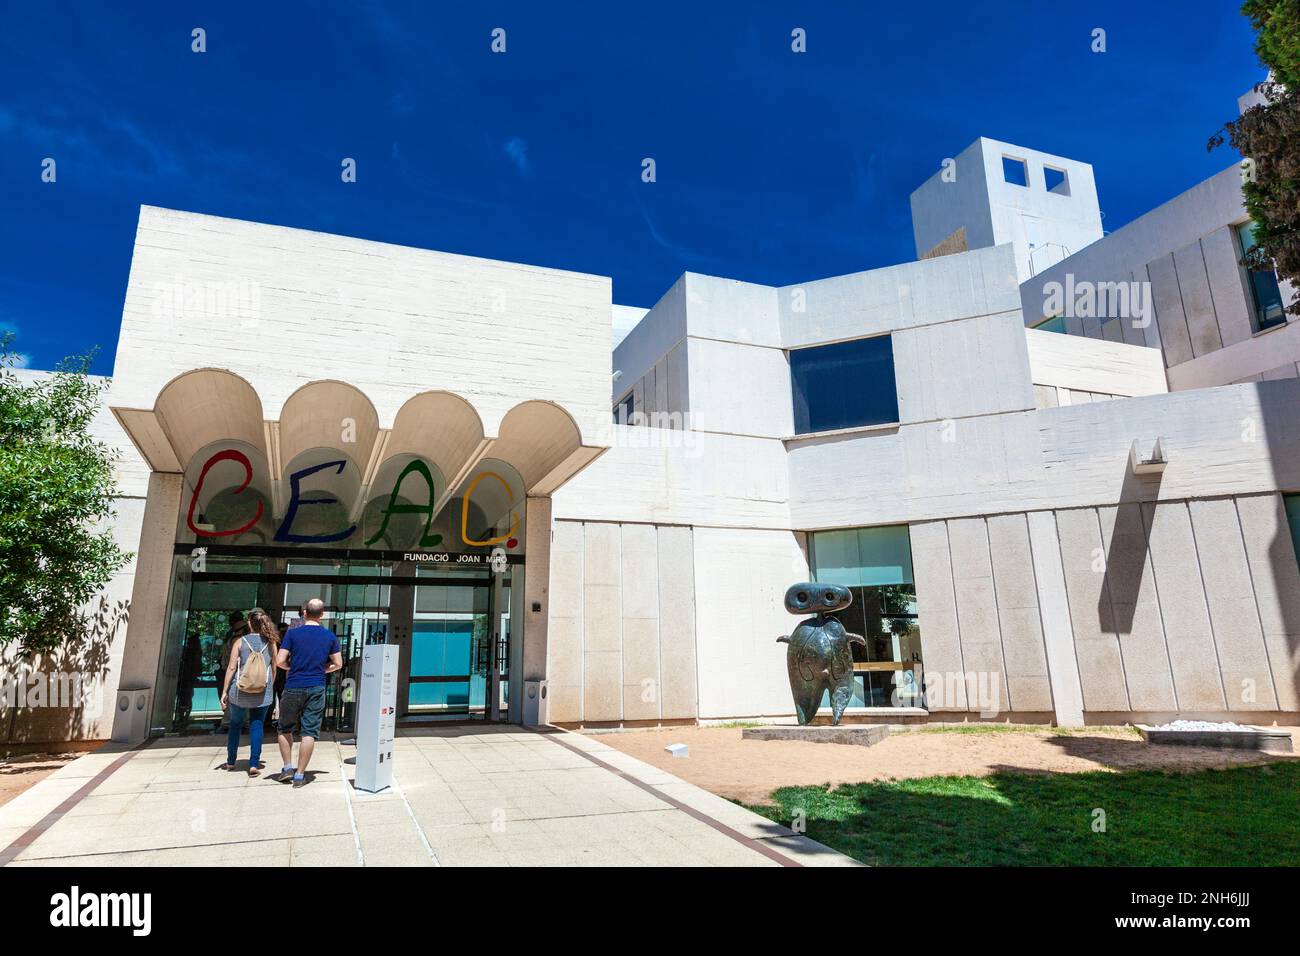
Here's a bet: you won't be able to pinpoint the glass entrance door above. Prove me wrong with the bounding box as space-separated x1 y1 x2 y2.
283 560 394 733
159 551 516 733
409 569 492 718
169 560 262 732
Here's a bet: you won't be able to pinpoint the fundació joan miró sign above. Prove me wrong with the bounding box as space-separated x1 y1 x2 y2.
185 447 520 549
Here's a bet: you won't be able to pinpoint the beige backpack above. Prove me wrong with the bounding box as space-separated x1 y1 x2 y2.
236 637 269 694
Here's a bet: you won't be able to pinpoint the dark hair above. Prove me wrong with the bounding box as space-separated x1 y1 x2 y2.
247 608 280 649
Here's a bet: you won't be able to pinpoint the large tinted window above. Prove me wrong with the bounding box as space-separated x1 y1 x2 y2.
789 335 898 434
810 526 921 708
1236 221 1286 332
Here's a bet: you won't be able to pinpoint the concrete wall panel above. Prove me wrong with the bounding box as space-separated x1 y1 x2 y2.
986 514 1053 711
1055 507 1130 711
1096 504 1177 711
1185 498 1276 710
1172 241 1223 357
547 520 703 724
546 520 585 722
894 312 1034 425
1202 226 1254 348
581 523 622 720
686 337 792 438
1026 512 1085 725
656 525 698 719
1141 502 1226 710
946 518 1010 711
1026 327 1167 397
1147 254 1194 367
621 618 661 721
692 527 806 719
619 524 661 720
1235 494 1300 710
909 520 969 711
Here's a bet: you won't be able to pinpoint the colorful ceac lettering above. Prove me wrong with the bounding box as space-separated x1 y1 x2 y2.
187 448 519 550
364 458 443 548
186 448 262 537
274 460 357 543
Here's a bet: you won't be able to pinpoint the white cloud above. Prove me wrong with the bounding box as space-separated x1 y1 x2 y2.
504 137 530 175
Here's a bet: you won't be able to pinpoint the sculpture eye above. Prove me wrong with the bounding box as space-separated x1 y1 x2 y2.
795 591 808 604
824 590 836 604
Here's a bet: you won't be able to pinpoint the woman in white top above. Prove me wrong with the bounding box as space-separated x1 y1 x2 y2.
218 608 280 776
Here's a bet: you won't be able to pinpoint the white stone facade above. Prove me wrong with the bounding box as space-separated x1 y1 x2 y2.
4 203 1299 744
1020 165 1300 389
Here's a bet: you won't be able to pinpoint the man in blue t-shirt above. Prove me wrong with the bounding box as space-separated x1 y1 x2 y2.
273 597 342 788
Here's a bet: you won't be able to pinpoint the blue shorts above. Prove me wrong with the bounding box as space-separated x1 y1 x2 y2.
279 686 326 739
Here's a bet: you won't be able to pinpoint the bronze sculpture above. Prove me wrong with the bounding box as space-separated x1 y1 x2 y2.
777 583 865 725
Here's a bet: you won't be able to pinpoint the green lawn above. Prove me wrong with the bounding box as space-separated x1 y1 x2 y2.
746 762 1300 866
909 723 1140 737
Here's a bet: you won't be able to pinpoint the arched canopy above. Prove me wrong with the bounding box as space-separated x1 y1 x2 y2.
490 400 583 491
457 459 526 549
278 380 379 478
182 438 274 545
155 368 267 467
111 376 607 527
387 391 486 490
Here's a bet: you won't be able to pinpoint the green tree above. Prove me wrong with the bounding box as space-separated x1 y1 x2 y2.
1210 1 1300 317
1 334 131 656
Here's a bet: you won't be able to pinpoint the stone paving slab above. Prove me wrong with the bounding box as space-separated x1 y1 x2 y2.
0 726 856 868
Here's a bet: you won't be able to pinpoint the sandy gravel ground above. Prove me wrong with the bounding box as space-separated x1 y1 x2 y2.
0 753 84 808
592 726 1300 804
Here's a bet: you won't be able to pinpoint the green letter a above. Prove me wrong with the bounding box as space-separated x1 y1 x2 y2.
365 459 443 547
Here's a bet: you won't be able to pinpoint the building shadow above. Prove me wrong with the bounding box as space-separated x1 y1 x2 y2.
1096 378 1300 721
1097 463 1163 636
1258 377 1300 712
3 597 129 745
1043 732 1296 769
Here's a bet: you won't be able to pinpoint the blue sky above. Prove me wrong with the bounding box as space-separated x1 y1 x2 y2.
0 1 1265 373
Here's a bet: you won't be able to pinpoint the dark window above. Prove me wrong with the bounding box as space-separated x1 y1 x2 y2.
1034 315 1067 334
1002 156 1028 187
1236 222 1286 332
612 393 633 425
789 335 898 434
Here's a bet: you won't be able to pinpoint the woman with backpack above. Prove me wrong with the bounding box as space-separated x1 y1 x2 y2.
218 607 280 776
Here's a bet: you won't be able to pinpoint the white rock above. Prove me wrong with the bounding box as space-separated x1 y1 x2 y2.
1148 719 1245 732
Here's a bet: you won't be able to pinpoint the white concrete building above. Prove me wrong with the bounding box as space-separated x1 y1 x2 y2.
4 200 1300 746
1020 163 1299 391
998 85 1299 391
910 137 1104 283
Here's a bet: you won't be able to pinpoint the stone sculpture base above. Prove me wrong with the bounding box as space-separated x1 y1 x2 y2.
742 725 891 747
1136 725 1293 753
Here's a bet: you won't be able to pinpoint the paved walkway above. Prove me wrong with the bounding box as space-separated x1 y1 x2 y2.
0 726 855 867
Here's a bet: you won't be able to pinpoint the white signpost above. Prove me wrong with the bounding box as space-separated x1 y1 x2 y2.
355 644 400 793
